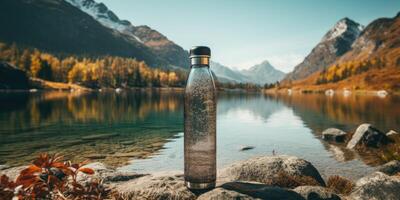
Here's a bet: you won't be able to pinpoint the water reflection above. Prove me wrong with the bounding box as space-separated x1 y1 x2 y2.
0 90 183 166
0 91 399 179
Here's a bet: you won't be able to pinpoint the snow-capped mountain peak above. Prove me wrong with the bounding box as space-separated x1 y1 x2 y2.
321 18 363 42
65 0 142 41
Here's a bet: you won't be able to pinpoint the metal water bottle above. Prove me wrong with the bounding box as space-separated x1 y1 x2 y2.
184 46 216 189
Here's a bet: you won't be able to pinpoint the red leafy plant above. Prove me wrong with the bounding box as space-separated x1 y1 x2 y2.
0 153 113 200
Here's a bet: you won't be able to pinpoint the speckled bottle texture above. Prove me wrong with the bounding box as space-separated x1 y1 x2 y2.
184 60 216 189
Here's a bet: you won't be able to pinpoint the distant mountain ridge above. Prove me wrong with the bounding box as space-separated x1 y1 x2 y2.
284 18 363 81
210 60 285 85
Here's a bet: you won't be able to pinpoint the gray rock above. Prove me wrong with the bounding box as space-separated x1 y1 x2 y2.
115 172 197 200
218 155 325 186
349 172 400 200
322 128 347 142
386 130 399 136
197 187 256 200
219 181 304 200
103 172 147 183
293 186 341 200
377 160 400 176
346 124 388 149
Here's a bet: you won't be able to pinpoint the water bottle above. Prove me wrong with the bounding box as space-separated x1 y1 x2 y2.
184 46 216 190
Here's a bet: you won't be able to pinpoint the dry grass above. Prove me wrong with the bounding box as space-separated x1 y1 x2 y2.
326 175 354 195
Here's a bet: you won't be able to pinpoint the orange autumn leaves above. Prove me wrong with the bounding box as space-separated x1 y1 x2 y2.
0 153 111 200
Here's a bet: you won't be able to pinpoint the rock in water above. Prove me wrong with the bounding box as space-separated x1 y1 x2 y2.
350 172 400 200
293 186 341 200
346 124 388 149
377 160 400 176
218 155 326 186
322 128 347 142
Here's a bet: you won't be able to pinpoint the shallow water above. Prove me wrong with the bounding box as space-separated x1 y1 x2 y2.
1 91 399 180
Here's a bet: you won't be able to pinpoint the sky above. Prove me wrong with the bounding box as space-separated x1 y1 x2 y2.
98 0 399 72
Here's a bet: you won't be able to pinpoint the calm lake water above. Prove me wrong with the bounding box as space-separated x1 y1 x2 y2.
1 90 399 180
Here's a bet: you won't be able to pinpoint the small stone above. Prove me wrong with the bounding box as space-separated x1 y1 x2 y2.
322 128 347 142
386 130 399 136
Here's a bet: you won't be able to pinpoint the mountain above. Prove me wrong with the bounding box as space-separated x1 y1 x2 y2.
210 61 249 83
284 18 363 81
282 12 400 91
65 0 189 69
241 61 285 85
0 0 186 69
210 61 285 85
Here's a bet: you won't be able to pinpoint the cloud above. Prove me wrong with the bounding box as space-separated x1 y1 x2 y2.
233 54 304 73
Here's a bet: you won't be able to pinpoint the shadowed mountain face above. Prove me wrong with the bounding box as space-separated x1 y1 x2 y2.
284 18 363 81
65 0 189 69
0 0 182 68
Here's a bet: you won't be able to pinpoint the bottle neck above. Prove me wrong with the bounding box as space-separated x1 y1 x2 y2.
190 56 210 67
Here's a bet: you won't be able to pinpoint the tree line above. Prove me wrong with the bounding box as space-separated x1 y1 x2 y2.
0 42 187 88
316 57 388 84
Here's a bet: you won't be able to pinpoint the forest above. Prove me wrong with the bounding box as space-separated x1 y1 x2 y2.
0 42 187 88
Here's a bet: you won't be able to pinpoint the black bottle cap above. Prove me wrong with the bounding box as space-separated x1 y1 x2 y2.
190 46 211 58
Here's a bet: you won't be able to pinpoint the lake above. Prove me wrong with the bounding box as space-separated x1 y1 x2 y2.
1 90 399 180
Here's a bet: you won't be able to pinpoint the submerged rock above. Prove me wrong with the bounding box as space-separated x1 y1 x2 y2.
377 160 400 176
349 172 400 200
85 154 107 159
82 133 119 140
322 128 347 142
346 124 389 149
239 145 255 151
293 186 341 200
219 155 325 186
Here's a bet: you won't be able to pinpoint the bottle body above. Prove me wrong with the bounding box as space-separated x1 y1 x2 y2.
184 65 216 189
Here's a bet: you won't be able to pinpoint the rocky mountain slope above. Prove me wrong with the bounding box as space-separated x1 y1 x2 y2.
65 0 189 69
0 0 186 69
281 12 400 92
210 61 250 83
284 18 363 81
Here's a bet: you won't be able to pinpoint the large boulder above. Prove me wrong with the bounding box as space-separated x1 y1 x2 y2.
197 187 255 200
114 172 197 200
346 124 389 149
218 155 325 187
349 172 400 200
293 186 341 200
322 128 347 142
219 181 304 200
377 160 400 176
0 62 30 89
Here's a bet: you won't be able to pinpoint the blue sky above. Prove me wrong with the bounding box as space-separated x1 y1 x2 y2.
98 0 399 72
